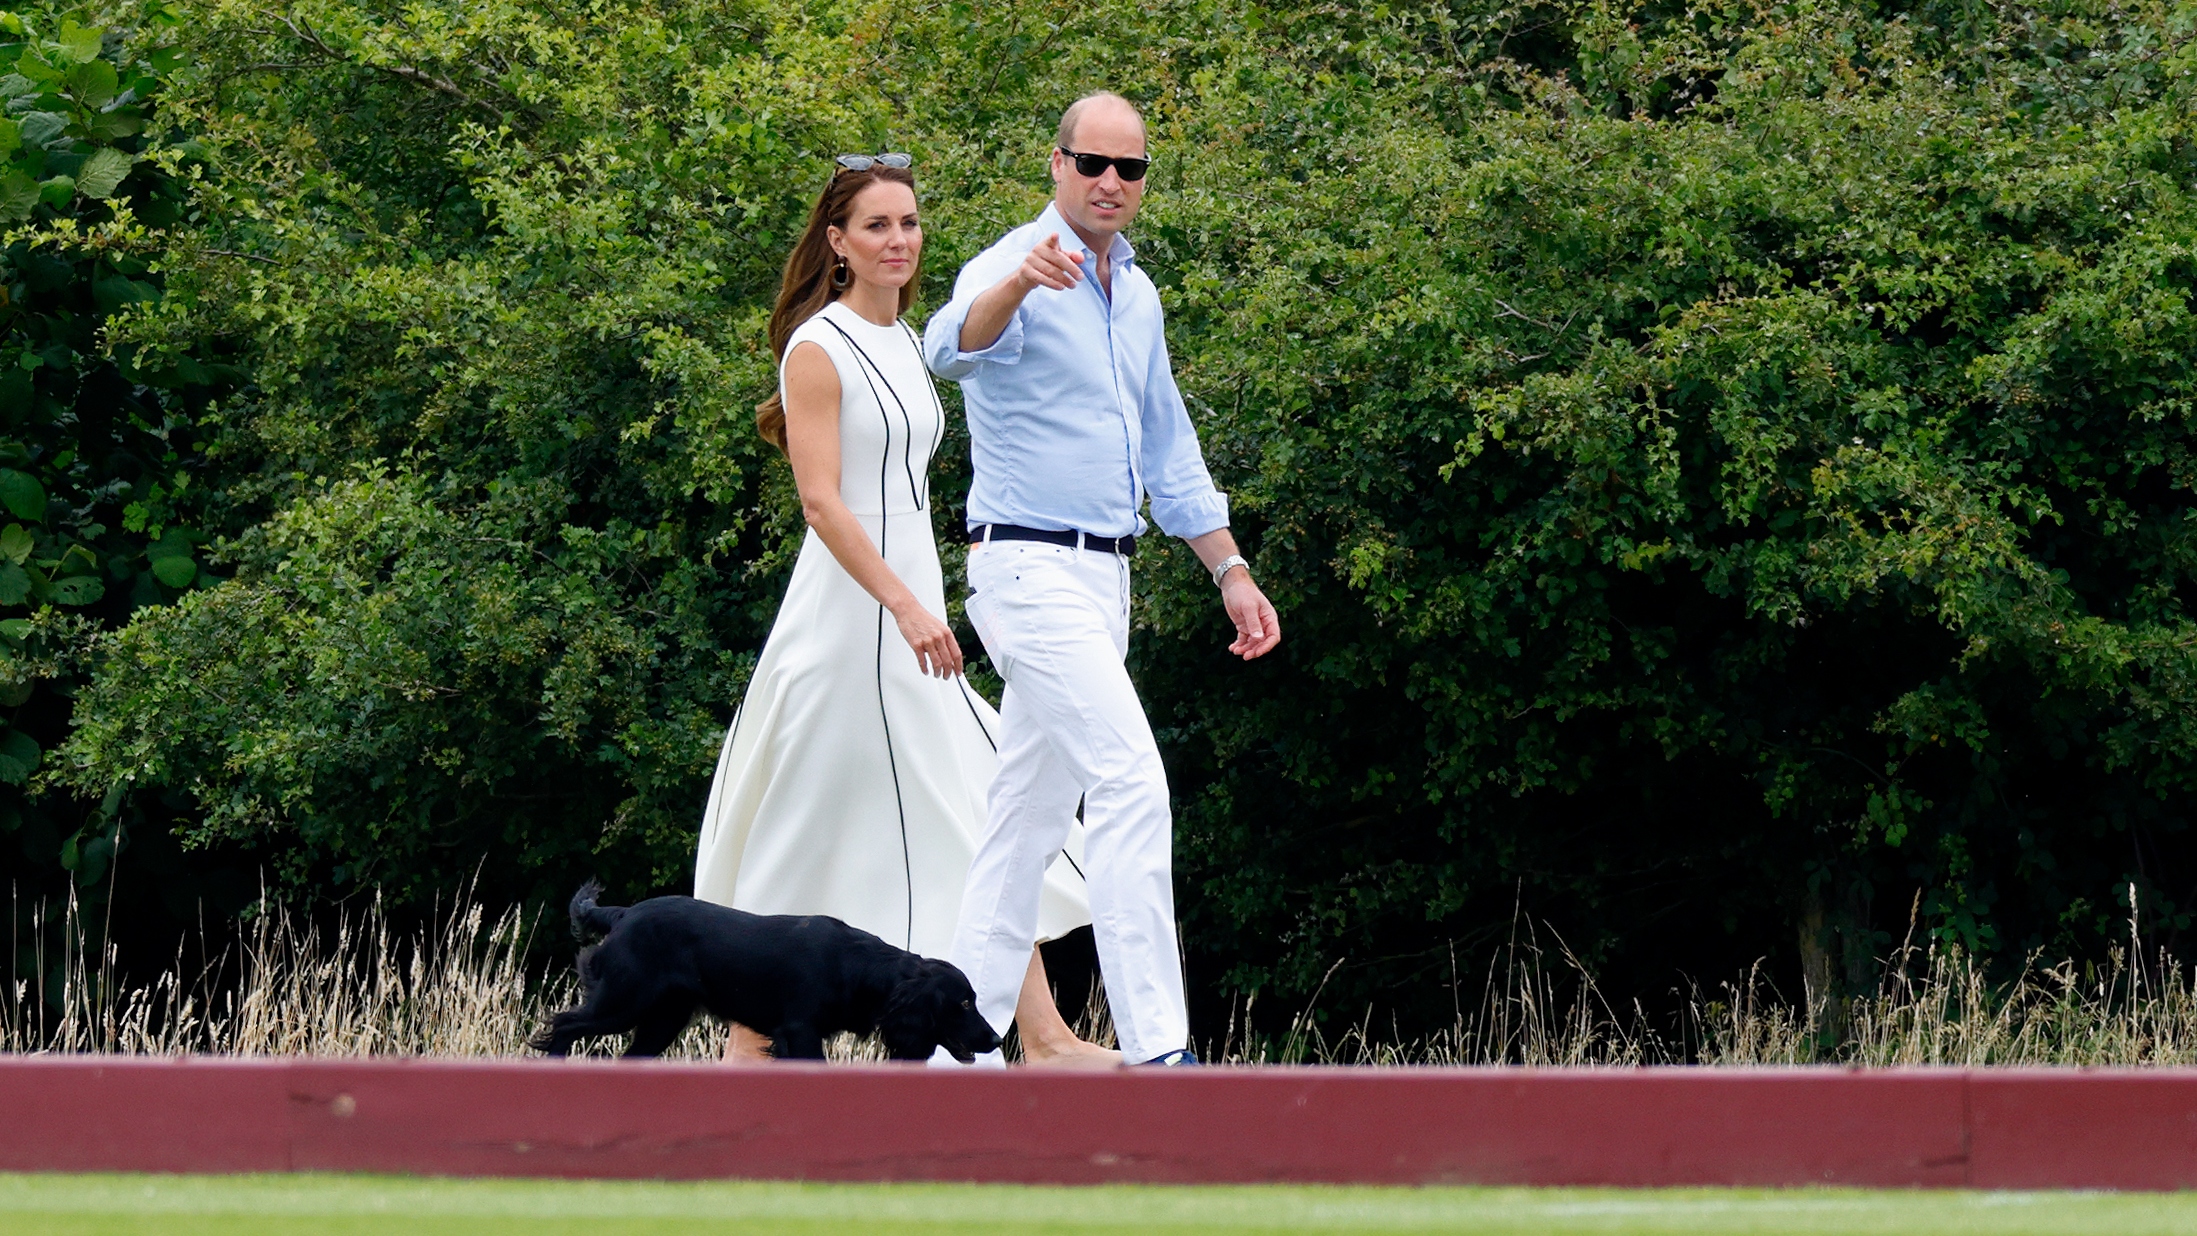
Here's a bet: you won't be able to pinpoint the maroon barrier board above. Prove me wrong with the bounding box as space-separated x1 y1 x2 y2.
1 1057 2193 1189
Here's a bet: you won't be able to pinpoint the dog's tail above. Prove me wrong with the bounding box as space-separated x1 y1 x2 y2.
568 878 627 942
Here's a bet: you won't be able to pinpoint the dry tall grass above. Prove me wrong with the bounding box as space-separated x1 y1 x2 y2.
0 889 754 1060
7 887 2197 1066
1215 934 2197 1067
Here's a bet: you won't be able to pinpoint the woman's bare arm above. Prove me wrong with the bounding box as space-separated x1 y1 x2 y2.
781 341 964 677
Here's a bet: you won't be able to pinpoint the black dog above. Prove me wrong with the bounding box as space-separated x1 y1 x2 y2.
531 880 1002 1062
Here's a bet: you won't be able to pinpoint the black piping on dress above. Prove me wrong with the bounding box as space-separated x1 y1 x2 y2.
819 313 921 950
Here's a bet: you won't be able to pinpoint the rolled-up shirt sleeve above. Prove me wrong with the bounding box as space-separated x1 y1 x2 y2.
1141 332 1230 538
923 248 1027 381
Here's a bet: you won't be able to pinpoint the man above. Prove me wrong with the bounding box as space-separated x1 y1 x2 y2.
923 92 1281 1066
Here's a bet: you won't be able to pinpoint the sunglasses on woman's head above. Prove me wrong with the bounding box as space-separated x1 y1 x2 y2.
1057 148 1149 181
835 152 913 172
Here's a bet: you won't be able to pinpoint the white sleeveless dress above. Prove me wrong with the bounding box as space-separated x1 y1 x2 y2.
694 299 1092 957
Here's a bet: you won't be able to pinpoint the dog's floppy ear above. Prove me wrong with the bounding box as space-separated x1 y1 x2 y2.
878 965 945 1061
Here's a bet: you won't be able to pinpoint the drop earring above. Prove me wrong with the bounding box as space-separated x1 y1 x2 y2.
831 257 851 289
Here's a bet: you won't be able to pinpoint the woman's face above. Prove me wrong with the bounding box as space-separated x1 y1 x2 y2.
828 180 921 293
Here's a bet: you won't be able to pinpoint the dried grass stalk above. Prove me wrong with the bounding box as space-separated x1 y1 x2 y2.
0 888 879 1061
10 887 2197 1067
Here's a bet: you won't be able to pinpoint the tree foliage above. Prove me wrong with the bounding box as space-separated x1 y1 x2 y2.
32 0 2197 1032
0 4 228 936
1143 0 2197 1017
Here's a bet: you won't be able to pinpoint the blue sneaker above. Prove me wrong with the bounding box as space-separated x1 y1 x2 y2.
1140 1048 1201 1066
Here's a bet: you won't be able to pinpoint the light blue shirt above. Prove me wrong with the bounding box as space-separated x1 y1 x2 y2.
922 203 1229 540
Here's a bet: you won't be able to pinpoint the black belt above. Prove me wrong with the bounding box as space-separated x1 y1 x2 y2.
969 523 1136 557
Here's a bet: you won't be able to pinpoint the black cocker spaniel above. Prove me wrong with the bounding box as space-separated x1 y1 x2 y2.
532 880 1002 1062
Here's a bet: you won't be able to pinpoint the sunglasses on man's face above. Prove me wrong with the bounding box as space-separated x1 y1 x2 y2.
1057 148 1150 182
835 152 913 172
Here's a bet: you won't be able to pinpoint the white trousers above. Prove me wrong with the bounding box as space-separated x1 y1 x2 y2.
950 538 1188 1063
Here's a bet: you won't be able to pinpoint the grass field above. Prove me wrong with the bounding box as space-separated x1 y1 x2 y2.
0 1174 2193 1235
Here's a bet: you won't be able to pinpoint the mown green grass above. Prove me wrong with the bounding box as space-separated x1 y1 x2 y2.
0 1173 2193 1236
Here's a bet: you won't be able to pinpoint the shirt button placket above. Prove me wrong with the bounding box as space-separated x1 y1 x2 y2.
1102 254 1134 536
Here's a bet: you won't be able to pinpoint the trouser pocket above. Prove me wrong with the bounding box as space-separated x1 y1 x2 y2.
967 542 1088 682
964 586 1008 678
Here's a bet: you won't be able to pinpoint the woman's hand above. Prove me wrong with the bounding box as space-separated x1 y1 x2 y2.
892 601 965 678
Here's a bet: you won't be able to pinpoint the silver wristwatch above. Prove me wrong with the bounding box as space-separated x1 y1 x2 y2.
1210 554 1249 589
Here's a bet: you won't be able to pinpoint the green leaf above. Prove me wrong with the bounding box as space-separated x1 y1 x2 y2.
0 618 29 640
0 117 19 159
55 22 103 66
0 524 30 564
82 110 142 142
14 50 60 85
0 471 45 521
38 175 74 208
149 555 195 587
17 111 65 149
49 574 102 606
92 273 155 313
0 563 25 606
0 170 38 222
74 147 130 200
0 728 39 785
56 544 95 575
63 59 116 109
147 530 192 561
75 831 112 886
0 74 35 99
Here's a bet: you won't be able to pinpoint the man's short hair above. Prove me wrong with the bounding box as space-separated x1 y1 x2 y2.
1056 91 1144 150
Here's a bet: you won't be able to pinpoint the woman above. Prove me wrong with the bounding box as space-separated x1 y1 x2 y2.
694 154 1113 1066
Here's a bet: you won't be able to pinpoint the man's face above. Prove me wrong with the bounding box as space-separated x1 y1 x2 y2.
1051 102 1146 243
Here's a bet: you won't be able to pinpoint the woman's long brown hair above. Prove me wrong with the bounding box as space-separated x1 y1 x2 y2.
756 164 921 451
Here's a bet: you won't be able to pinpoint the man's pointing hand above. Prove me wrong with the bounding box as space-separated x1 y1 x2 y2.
958 234 1083 352
1015 232 1084 292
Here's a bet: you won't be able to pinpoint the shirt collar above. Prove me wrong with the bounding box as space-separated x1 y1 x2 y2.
1036 201 1135 269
